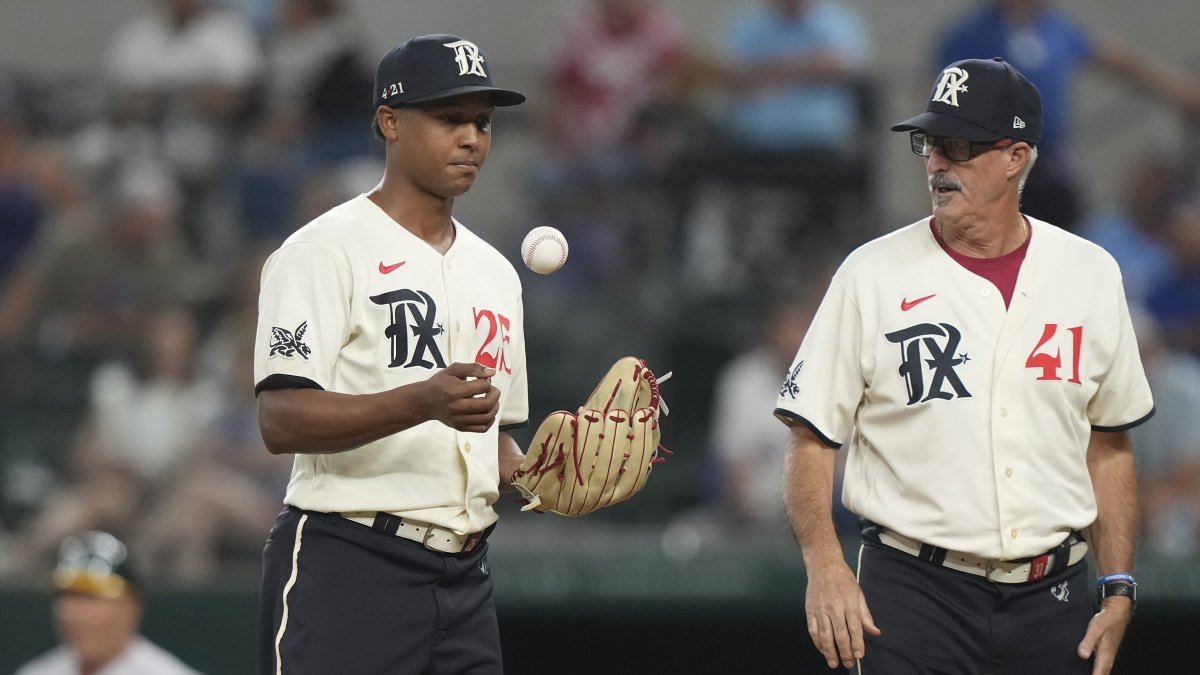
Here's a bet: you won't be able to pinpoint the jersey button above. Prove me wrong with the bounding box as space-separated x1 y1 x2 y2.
1005 467 1013 478
464 442 472 453
999 408 1008 418
980 287 992 297
1010 528 1018 539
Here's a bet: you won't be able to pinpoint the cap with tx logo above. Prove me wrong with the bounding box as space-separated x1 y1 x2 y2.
891 57 1041 145
373 34 526 109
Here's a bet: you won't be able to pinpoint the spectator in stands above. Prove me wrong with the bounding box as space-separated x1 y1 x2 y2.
710 0 871 157
87 0 262 259
133 343 289 583
666 0 872 285
936 0 1200 232
8 307 222 577
0 160 199 368
1130 309 1200 559
709 294 818 531
0 101 96 524
1080 155 1182 305
532 0 687 280
14 531 201 675
134 250 290 583
539 0 686 191
0 73 92 285
1145 191 1200 357
237 0 376 242
0 76 44 285
662 277 859 550
0 163 200 516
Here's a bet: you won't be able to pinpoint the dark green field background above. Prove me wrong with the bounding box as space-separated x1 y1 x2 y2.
2 550 1195 674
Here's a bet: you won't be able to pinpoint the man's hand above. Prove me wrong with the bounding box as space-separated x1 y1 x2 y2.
423 363 500 432
805 561 881 669
781 423 878 669
1078 597 1132 674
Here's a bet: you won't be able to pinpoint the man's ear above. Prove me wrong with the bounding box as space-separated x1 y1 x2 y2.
375 106 399 141
1008 142 1032 180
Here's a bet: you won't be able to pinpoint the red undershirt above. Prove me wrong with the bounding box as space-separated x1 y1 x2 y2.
930 217 1031 308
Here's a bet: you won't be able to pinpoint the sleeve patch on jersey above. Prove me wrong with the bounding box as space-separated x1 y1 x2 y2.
780 360 804 399
269 321 312 360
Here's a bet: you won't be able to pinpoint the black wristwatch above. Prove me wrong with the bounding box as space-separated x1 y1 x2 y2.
1097 579 1137 613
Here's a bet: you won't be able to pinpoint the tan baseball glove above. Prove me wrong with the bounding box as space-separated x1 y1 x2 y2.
512 356 670 516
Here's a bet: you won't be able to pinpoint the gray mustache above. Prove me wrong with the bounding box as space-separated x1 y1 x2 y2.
929 174 962 191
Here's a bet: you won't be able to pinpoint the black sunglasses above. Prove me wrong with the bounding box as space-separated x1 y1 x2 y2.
910 131 1015 162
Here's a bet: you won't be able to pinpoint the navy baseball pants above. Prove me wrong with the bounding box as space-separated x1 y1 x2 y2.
855 539 1094 674
258 507 502 675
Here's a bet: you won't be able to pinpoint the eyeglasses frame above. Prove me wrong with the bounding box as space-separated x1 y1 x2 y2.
909 131 1017 162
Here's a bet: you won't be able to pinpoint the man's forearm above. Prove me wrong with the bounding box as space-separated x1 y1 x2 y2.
782 424 843 569
498 431 524 492
1086 431 1138 575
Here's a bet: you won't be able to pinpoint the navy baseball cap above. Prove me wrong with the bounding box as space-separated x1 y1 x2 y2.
374 34 525 109
891 57 1042 145
52 531 139 598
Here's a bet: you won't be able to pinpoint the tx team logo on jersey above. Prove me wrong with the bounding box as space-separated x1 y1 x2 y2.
370 289 447 369
269 321 312 360
444 39 487 77
885 322 972 404
932 66 969 107
780 360 805 399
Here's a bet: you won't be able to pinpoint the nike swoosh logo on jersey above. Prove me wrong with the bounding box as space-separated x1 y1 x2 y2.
379 260 406 274
900 294 936 311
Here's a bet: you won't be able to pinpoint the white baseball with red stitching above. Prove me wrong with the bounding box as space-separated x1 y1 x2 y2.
521 226 569 275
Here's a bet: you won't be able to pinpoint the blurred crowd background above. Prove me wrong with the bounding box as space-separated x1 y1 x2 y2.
0 0 1198 599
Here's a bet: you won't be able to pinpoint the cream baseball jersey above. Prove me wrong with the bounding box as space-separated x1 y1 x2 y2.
775 217 1154 559
254 194 528 535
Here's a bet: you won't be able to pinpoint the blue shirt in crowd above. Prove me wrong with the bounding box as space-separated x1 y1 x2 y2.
721 0 871 151
938 5 1093 157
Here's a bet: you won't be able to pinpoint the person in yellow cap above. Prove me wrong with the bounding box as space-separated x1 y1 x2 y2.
14 531 202 675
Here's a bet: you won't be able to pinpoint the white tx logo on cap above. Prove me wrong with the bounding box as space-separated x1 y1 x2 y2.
932 67 970 107
444 40 487 77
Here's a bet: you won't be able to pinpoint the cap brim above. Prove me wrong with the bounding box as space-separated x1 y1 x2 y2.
890 111 1004 142
399 85 526 107
53 569 132 598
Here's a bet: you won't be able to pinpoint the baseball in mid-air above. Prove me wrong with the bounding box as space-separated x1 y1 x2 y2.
521 226 569 275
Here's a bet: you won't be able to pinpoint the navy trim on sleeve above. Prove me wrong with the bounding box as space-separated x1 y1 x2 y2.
499 421 529 432
1092 406 1155 433
255 374 324 397
773 408 842 449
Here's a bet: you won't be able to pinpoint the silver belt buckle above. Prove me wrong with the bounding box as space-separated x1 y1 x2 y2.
984 558 999 582
420 523 437 550
420 523 461 553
